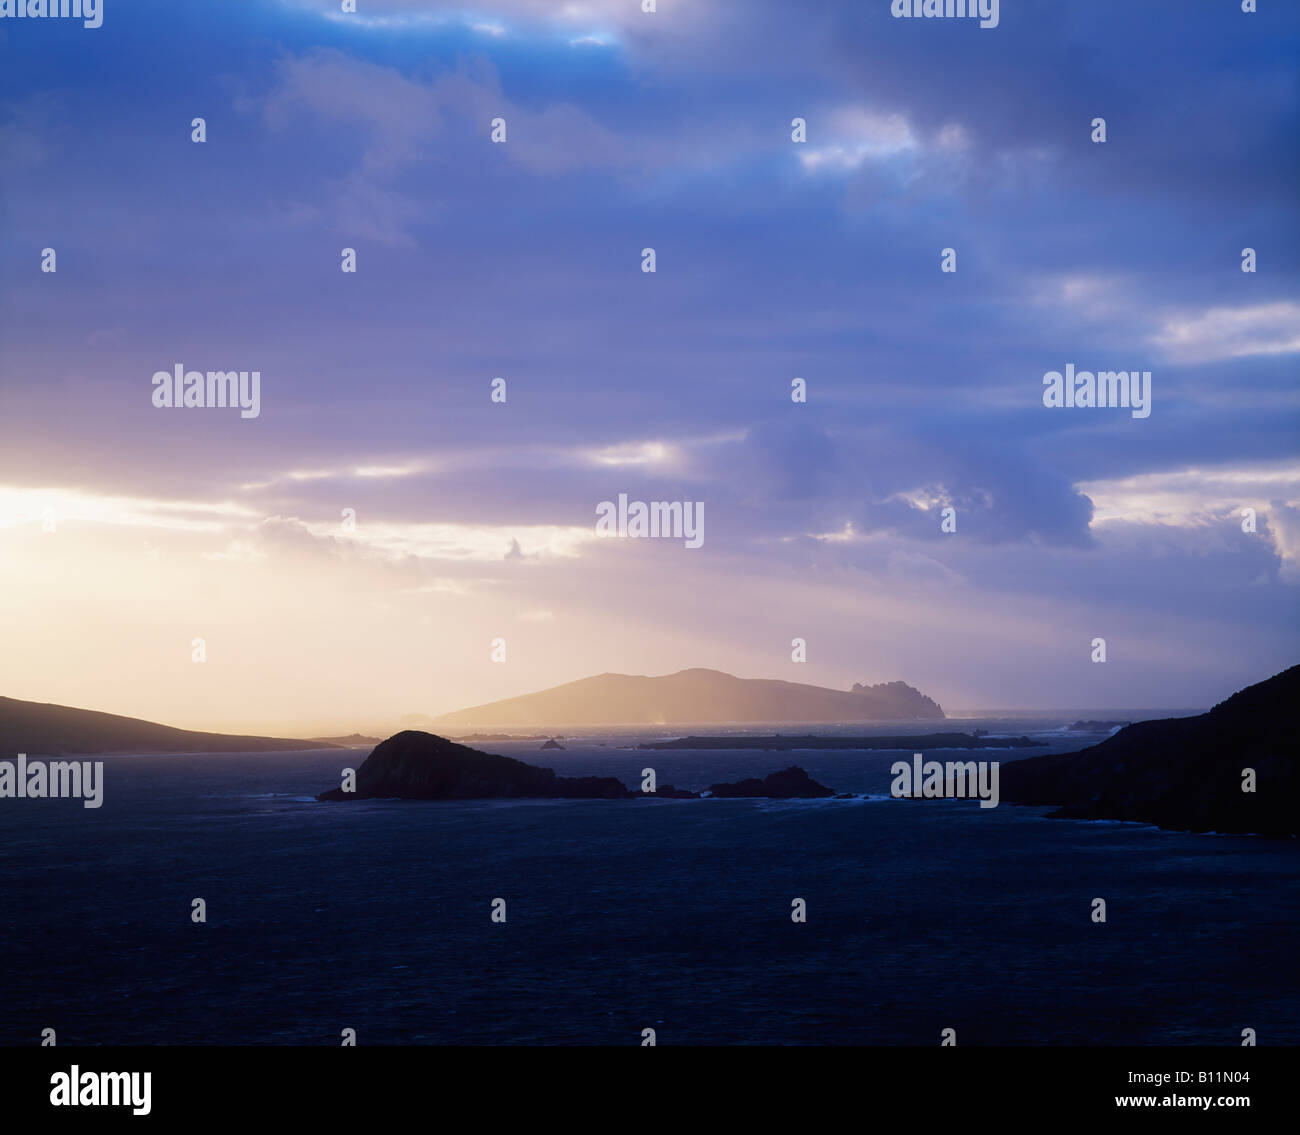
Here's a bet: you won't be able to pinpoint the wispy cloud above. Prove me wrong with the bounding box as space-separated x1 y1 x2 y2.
1151 302 1300 364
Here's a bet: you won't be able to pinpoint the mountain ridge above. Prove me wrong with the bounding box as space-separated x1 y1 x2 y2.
431 667 944 726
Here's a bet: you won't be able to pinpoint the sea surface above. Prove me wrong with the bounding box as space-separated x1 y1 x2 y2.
2 715 1296 1046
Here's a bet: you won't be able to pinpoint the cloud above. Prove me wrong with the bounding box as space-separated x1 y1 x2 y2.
286 0 691 32
0 486 257 534
1150 302 1300 364
799 108 918 172
3 0 1298 720
257 49 641 242
582 439 680 468
1267 501 1300 583
1079 461 1300 574
518 608 555 621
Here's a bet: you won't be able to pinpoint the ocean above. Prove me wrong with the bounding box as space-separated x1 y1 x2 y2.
2 716 1296 1046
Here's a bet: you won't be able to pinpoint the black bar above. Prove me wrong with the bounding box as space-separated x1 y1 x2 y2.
0 1045 1284 1124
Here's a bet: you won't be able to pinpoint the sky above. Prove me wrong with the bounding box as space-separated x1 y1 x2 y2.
0 0 1297 734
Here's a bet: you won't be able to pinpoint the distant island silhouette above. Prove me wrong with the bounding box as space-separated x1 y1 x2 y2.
431 667 944 727
310 733 381 747
640 733 1042 751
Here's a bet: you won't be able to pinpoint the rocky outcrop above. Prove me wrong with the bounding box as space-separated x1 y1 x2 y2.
707 766 835 799
849 680 944 719
318 733 844 801
317 731 632 801
648 783 699 798
1000 666 1299 836
540 738 566 750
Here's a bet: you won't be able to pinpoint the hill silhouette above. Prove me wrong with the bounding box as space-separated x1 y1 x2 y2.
432 668 943 726
1000 665 1298 835
0 696 337 755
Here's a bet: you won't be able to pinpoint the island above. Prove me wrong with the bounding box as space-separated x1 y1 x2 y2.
639 732 1042 751
316 730 842 801
317 732 630 800
309 733 381 747
706 766 834 798
429 668 944 726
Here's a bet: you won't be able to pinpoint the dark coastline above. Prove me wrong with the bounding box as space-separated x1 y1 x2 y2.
1001 665 1299 836
639 732 1043 751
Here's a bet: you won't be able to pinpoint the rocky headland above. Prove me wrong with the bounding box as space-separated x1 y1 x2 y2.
1000 666 1298 836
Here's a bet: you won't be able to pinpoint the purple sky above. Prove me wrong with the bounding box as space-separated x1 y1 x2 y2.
1 0 1297 732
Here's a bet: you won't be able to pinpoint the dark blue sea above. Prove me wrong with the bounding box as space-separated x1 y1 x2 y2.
3 717 1296 1046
